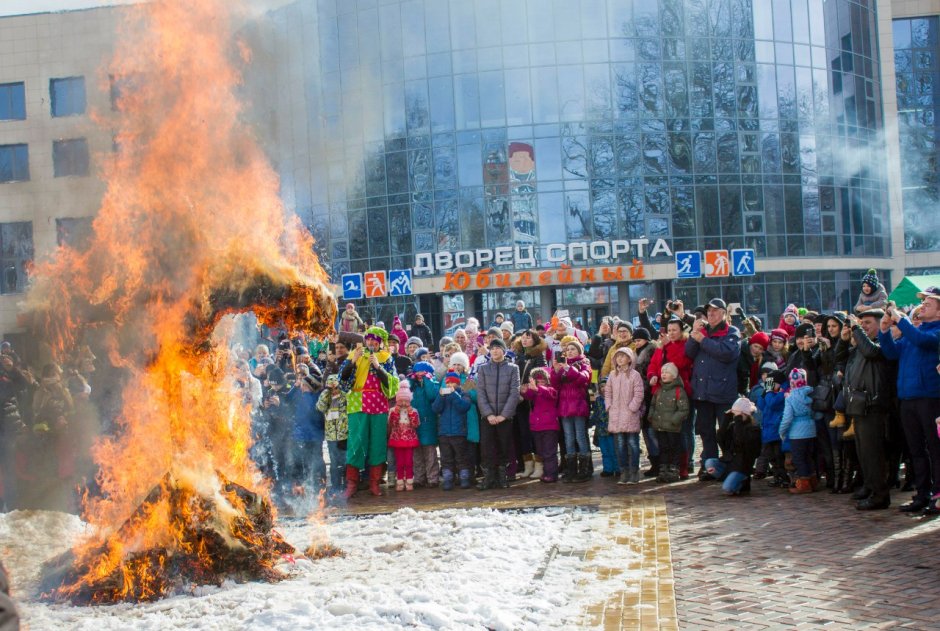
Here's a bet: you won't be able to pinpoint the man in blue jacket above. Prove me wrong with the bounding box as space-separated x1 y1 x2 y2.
879 287 940 514
686 298 741 480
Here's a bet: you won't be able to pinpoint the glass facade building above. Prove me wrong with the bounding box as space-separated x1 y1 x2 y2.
250 0 889 330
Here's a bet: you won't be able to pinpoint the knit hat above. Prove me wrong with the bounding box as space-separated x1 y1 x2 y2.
797 307 808 318
415 313 424 321
760 361 778 375
411 361 435 376
393 315 402 327
395 380 413 404
660 362 679 380
633 327 652 342
748 332 770 350
789 368 807 389
494 312 504 321
345 303 355 310
529 366 550 382
414 347 430 361
438 336 454 347
406 336 423 348
770 328 788 342
516 300 525 308
500 321 515 334
861 268 879 289
486 327 502 338
562 338 584 355
782 304 799 321
448 352 470 371
489 338 507 350
444 371 461 386
726 397 757 416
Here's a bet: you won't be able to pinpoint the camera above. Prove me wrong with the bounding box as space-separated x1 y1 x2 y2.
278 340 291 351
667 300 677 311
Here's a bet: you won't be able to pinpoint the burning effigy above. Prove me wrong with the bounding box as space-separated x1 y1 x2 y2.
23 0 336 604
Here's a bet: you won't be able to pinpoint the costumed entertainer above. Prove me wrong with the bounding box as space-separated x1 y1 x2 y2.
339 326 400 497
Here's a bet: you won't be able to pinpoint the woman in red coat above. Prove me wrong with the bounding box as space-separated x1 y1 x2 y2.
646 319 694 478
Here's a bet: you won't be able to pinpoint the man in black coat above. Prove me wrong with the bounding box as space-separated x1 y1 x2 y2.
411 314 434 349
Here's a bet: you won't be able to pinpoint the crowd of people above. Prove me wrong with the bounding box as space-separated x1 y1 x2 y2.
232 271 940 516
0 271 938 520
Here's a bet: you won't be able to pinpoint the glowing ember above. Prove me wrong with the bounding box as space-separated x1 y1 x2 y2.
25 0 336 604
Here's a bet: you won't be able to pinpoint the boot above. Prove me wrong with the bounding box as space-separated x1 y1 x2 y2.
829 411 847 429
496 465 510 489
630 469 641 484
617 470 630 485
405 478 414 491
343 465 360 499
562 456 577 483
809 475 820 492
738 477 752 494
521 454 535 479
678 452 690 480
656 464 670 483
842 420 856 440
643 455 660 478
441 469 455 491
368 466 384 496
395 478 405 491
530 456 544 481
459 469 472 489
789 477 813 494
476 468 497 491
667 464 681 483
573 455 592 483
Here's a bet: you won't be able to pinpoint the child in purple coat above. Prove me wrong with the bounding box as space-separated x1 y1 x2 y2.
521 367 560 482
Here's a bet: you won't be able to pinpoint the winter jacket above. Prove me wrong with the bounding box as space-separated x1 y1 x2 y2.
316 389 348 441
758 388 786 445
521 383 560 432
647 339 693 397
387 406 420 448
513 338 549 383
779 386 816 440
717 413 762 475
391 325 409 355
600 341 633 379
510 309 533 333
855 283 888 312
550 355 592 418
784 347 819 388
879 318 940 401
458 372 481 443
685 323 741 404
647 376 689 433
409 375 440 446
840 327 893 412
476 359 521 420
393 354 413 377
587 334 613 371
412 321 434 348
339 309 363 333
604 365 645 433
286 388 324 442
432 386 472 437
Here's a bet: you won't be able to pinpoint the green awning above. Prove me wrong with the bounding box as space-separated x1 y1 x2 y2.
888 274 940 308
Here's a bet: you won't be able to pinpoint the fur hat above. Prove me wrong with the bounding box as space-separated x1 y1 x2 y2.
726 397 757 416
749 332 770 350
448 352 470 371
660 362 679 380
861 268 879 289
530 366 550 382
395 380 413 404
789 368 807 389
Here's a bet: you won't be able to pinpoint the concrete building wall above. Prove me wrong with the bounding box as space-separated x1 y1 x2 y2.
0 7 120 334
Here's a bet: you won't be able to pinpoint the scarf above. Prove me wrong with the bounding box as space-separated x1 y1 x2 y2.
353 350 391 392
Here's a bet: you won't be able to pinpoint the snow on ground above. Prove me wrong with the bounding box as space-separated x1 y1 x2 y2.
2 506 642 630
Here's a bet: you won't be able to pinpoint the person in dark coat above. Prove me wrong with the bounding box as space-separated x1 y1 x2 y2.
512 329 548 479
686 298 742 480
412 313 434 349
705 397 763 495
509 300 534 334
837 311 893 510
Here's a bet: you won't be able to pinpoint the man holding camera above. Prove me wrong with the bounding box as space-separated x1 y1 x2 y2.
685 298 741 480
878 288 940 514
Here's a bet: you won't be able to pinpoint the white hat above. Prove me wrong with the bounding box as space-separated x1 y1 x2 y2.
448 351 470 371
500 321 514 333
726 397 757 416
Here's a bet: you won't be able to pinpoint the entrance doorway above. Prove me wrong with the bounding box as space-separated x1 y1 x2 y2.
555 286 618 338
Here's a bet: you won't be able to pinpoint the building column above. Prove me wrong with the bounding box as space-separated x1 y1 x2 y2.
617 282 631 321
462 291 477 324
539 286 554 326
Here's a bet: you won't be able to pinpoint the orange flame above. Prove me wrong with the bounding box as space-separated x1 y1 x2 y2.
27 0 336 602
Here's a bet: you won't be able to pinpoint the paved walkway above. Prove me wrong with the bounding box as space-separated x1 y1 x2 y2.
336 468 940 630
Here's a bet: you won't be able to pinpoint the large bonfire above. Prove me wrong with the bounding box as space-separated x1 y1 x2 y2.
25 0 336 604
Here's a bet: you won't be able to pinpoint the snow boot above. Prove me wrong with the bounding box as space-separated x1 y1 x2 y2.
441 469 455 491
405 478 414 491
573 455 592 483
530 456 544 481
343 465 360 499
368 466 384 496
496 465 510 489
643 455 660 478
395 479 405 491
521 454 535 478
562 456 577 483
476 467 497 491
842 420 856 440
459 469 472 489
829 410 847 429
678 452 690 480
789 477 813 494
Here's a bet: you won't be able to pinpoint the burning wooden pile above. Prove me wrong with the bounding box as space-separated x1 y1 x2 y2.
41 474 294 604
